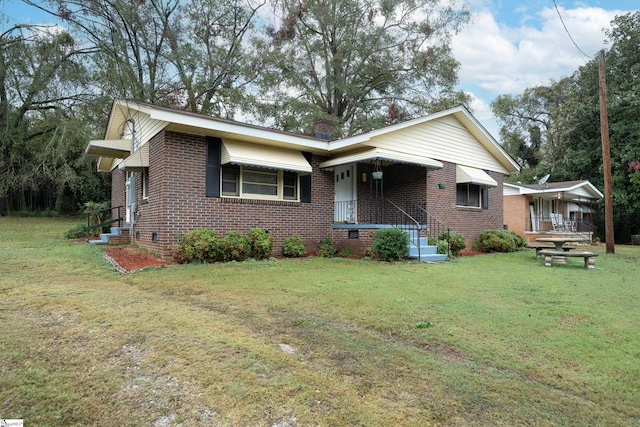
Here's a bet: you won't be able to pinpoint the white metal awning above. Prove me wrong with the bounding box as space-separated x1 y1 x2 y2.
456 165 497 187
85 139 131 158
319 147 443 169
221 139 312 173
118 144 149 172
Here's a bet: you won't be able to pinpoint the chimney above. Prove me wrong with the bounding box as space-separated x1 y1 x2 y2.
313 119 333 140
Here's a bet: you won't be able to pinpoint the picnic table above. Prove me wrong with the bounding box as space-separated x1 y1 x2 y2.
535 237 586 264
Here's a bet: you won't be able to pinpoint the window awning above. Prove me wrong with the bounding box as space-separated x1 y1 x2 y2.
319 147 443 169
85 139 131 158
221 139 312 173
118 144 149 172
456 165 497 187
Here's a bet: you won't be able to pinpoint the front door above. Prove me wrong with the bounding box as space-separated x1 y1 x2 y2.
334 164 356 222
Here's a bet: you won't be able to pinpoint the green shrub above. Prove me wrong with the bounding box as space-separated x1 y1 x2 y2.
373 228 409 261
282 235 307 258
438 230 466 257
224 231 250 262
474 229 527 253
174 229 224 264
317 237 337 258
64 223 91 239
436 239 449 255
247 228 274 260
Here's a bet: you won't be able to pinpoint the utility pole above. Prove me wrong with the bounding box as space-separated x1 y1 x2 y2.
598 49 615 254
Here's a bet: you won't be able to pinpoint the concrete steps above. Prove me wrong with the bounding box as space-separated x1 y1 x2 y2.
402 228 448 263
89 227 130 245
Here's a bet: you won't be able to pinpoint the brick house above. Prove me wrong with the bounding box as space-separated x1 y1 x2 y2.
86 99 519 259
503 180 602 243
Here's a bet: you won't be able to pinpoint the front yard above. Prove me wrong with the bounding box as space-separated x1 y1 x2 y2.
1 217 639 425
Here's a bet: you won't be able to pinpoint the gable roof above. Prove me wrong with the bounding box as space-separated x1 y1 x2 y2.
87 100 520 175
504 180 603 200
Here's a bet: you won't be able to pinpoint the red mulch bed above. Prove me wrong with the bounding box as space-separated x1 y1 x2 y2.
103 246 172 273
100 246 485 273
458 249 486 257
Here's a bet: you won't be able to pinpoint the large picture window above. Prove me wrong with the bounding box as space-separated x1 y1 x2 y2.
221 165 299 200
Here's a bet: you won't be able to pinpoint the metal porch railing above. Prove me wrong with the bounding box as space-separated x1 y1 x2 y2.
86 205 124 242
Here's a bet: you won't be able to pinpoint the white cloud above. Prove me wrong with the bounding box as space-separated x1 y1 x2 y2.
452 5 625 97
451 3 630 139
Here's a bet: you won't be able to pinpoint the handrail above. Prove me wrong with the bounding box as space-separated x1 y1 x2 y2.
407 201 450 257
407 200 451 256
383 198 422 260
86 205 123 242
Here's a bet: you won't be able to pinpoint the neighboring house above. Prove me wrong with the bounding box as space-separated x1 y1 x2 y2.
503 180 603 243
85 99 519 259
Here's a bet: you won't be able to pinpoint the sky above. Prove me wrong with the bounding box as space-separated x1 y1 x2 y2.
1 0 638 139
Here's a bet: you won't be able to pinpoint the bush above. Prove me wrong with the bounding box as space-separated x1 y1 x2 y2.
247 228 274 260
282 235 307 258
438 230 466 257
224 231 250 262
373 228 409 261
64 223 90 239
317 237 336 258
474 229 527 253
174 229 224 264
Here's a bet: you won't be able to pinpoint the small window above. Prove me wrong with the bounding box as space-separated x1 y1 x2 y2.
283 171 298 200
142 169 149 199
222 166 240 196
457 183 482 208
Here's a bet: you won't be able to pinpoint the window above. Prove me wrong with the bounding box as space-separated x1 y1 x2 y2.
221 165 299 200
222 166 240 196
457 183 483 208
142 169 149 199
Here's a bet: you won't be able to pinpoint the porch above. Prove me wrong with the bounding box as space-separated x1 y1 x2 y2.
331 198 450 262
522 215 597 243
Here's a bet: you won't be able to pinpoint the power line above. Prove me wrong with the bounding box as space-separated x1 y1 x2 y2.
552 0 592 58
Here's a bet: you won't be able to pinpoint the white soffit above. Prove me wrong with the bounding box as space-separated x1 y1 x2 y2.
221 139 312 173
319 147 443 169
85 139 131 158
456 165 498 188
118 144 149 172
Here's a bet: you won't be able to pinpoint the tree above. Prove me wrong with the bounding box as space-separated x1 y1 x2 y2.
32 0 264 116
252 0 470 136
492 12 640 242
491 79 573 181
0 24 105 215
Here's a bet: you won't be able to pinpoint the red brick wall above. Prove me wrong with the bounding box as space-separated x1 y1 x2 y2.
503 194 529 238
132 130 335 258
426 161 505 249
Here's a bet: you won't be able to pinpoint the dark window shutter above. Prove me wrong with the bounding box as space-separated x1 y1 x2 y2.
482 187 489 209
206 137 222 197
300 151 312 203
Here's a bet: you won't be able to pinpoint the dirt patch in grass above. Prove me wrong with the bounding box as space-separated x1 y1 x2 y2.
103 246 172 273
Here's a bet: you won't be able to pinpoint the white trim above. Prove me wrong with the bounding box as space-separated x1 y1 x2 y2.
319 147 442 169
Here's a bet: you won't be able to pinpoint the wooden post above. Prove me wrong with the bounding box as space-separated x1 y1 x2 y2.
598 49 615 254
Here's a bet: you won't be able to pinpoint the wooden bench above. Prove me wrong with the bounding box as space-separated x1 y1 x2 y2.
527 243 576 259
538 249 598 269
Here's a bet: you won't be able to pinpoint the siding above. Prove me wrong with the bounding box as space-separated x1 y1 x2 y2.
368 115 510 174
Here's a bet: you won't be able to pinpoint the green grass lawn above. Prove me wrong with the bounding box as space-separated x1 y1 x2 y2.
1 217 639 426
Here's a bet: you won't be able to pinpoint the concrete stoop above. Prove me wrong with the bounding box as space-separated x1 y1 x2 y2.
89 227 130 245
403 228 448 263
